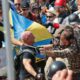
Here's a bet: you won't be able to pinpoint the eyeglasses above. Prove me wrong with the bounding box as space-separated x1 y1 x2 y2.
46 16 53 18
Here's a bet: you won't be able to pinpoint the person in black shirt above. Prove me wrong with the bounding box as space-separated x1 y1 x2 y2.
19 31 43 80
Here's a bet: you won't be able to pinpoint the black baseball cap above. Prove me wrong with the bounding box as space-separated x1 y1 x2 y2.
20 0 30 8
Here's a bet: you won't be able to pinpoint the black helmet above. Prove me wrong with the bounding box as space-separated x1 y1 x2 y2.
68 13 80 24
48 61 66 80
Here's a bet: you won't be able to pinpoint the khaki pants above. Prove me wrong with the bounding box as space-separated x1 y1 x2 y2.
44 57 68 80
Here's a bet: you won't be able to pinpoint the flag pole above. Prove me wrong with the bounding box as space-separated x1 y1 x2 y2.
2 0 15 80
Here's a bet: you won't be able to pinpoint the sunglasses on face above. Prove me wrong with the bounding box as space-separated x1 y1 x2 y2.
46 16 53 18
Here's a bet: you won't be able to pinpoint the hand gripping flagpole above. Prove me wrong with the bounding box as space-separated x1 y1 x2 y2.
2 0 15 80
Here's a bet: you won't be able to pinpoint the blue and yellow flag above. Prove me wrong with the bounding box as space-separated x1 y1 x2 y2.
9 1 52 47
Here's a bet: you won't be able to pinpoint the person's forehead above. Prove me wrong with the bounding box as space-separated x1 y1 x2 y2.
14 0 21 3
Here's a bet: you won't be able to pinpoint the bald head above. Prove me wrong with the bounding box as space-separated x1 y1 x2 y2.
21 31 35 45
21 31 33 40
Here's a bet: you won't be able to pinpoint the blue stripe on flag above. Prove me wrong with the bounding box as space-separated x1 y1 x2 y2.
33 39 52 46
11 9 33 39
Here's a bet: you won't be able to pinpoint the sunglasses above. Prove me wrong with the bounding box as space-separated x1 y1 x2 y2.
46 16 53 18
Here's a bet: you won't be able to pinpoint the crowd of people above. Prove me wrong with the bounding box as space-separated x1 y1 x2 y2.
0 0 80 80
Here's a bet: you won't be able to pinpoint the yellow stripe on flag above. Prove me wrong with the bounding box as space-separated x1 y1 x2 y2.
27 22 52 42
9 9 13 26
